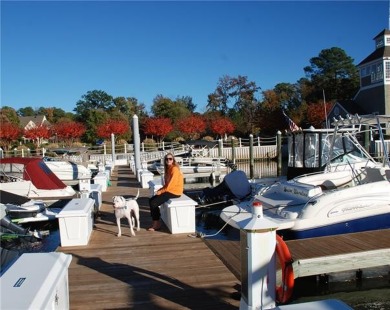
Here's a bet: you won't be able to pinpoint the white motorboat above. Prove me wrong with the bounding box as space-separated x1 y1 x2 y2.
4 201 46 219
221 114 390 239
0 157 77 204
43 156 93 186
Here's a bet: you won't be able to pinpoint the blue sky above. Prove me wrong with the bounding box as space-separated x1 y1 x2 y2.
1 1 388 114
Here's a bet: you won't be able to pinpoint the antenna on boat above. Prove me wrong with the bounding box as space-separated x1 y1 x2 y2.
323 89 328 128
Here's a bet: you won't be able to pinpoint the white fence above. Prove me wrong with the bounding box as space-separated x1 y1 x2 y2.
3 137 390 166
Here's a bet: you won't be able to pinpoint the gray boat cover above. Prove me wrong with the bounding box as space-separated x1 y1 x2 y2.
224 170 251 199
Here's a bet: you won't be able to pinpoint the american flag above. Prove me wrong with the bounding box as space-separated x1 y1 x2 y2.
282 111 300 132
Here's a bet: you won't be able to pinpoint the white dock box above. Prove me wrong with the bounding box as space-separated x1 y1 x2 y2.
148 179 163 197
90 183 102 212
56 198 94 246
93 172 108 192
160 195 197 234
78 177 91 192
140 169 154 188
0 252 72 310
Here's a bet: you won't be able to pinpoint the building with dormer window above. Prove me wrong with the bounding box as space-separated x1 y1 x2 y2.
354 29 390 114
327 29 390 123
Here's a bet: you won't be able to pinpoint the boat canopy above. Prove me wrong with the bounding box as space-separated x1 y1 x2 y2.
0 157 67 190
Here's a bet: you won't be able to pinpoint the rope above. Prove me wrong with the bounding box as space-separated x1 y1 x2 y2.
194 199 234 209
187 206 249 239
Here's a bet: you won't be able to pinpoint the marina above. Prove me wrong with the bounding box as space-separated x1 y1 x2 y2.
51 164 389 309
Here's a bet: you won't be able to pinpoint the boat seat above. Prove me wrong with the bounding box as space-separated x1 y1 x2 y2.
319 180 337 190
385 170 390 181
363 167 386 183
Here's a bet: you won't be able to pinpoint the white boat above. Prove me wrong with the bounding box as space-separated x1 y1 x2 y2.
0 157 77 204
43 156 93 186
0 203 44 237
221 114 390 239
4 201 46 219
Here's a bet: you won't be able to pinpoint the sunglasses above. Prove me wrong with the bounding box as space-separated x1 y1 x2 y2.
165 157 173 161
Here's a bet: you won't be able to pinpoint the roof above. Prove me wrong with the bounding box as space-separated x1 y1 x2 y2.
357 46 390 66
357 29 390 66
18 115 50 129
373 29 390 40
335 100 367 115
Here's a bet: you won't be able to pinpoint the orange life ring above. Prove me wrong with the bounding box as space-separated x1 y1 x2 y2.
275 234 294 304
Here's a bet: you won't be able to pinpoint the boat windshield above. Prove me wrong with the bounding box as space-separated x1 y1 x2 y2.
288 129 369 169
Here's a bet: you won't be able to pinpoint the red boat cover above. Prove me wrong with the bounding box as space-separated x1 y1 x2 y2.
0 157 67 190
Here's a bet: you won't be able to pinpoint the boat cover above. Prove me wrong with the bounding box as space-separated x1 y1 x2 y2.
224 170 252 199
0 157 67 190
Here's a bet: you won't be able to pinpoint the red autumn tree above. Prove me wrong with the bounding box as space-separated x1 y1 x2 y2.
306 102 334 128
176 115 206 140
24 124 51 147
143 117 173 142
0 122 21 150
52 120 86 146
209 117 235 138
96 119 130 141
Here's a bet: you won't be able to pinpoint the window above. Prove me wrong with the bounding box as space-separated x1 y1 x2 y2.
371 62 383 83
385 61 390 80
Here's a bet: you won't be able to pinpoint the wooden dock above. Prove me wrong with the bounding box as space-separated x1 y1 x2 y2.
204 229 390 281
58 165 241 309
58 165 390 309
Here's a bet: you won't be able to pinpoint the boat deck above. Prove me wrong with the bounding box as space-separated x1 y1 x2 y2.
58 165 390 309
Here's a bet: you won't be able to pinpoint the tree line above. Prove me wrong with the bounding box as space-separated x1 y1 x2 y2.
0 47 359 150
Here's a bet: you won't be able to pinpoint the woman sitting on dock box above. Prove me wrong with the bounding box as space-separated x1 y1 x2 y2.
148 153 184 231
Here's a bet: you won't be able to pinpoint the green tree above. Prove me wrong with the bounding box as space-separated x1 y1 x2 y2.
273 83 302 111
207 75 261 135
74 90 114 117
1 106 20 125
74 90 114 143
83 109 110 143
36 107 68 123
206 75 231 114
113 96 147 119
17 107 35 116
175 96 196 113
303 47 359 101
151 95 191 123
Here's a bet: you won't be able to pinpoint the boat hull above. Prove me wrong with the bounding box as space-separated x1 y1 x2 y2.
278 212 390 240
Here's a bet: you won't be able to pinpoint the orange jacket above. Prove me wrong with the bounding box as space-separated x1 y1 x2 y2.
157 165 184 196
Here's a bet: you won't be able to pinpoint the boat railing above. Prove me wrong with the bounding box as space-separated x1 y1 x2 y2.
0 171 25 183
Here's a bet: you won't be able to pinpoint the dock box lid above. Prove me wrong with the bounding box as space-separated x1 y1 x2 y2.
56 198 94 217
90 183 102 192
0 252 72 309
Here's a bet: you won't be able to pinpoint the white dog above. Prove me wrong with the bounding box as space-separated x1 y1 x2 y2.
112 190 140 237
